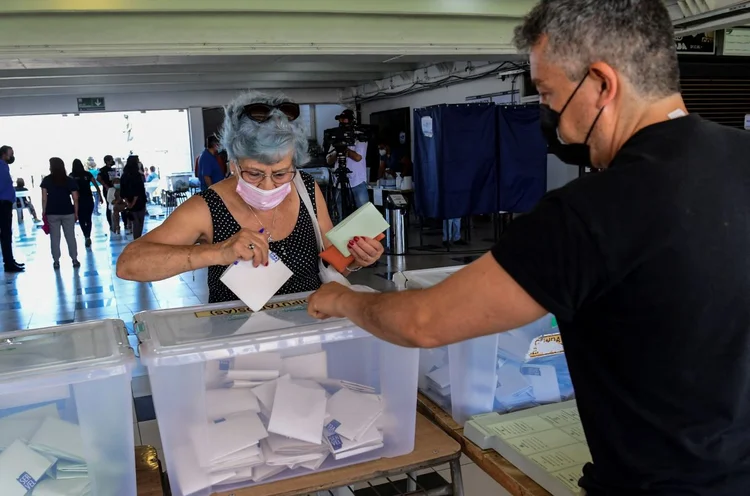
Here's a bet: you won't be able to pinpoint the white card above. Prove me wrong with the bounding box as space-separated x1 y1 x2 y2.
205 388 260 420
522 364 561 404
206 413 268 462
0 418 44 450
29 417 85 463
325 389 383 441
0 440 56 496
252 375 291 414
267 379 327 445
252 464 287 483
282 351 328 379
496 364 532 402
324 423 383 455
426 366 450 389
220 254 293 312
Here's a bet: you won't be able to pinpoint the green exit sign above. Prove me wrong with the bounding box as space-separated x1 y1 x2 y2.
77 97 106 112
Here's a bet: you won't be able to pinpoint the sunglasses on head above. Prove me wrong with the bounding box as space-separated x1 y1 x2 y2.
240 102 300 123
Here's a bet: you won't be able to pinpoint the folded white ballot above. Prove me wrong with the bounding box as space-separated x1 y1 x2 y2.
0 417 44 450
265 434 325 455
224 466 255 485
495 364 532 403
30 477 90 496
325 389 383 441
55 471 90 480
229 380 267 388
324 424 383 460
212 445 261 465
210 445 264 473
233 352 282 371
56 461 87 473
521 364 561 404
252 463 287 483
297 451 330 471
210 470 237 486
315 378 377 395
252 374 291 414
0 440 57 496
267 379 327 445
206 412 268 462
426 366 450 389
226 369 280 382
205 388 260 420
220 254 293 312
261 439 328 468
281 351 328 379
29 417 85 463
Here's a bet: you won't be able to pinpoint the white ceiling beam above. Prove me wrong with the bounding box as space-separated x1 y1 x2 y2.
0 72 374 88
0 12 521 59
2 0 535 18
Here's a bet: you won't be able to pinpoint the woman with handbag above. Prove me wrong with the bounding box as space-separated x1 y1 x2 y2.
116 91 383 302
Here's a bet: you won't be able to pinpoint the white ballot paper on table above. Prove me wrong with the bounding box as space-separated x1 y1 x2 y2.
219 253 293 312
205 388 261 420
267 379 327 445
0 440 57 496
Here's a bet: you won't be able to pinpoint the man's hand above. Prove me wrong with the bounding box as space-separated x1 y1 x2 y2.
308 283 353 320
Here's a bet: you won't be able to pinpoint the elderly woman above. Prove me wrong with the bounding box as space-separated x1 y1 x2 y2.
116 92 384 302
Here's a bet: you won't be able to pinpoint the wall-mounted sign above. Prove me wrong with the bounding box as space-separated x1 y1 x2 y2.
675 32 716 54
77 97 105 112
724 28 750 56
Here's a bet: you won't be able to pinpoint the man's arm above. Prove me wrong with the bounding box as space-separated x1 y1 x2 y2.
309 253 546 348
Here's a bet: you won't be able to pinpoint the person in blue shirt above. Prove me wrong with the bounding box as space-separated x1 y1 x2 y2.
0 145 23 272
199 136 224 191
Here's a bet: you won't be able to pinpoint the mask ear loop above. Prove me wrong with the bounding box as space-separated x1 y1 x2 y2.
583 82 608 145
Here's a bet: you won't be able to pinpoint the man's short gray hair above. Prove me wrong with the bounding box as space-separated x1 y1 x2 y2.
514 0 680 98
221 91 309 167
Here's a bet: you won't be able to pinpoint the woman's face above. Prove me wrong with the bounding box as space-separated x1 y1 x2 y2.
236 152 295 191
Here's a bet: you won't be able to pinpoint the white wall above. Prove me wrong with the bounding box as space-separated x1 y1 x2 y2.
360 77 517 124
314 104 347 147
0 88 342 118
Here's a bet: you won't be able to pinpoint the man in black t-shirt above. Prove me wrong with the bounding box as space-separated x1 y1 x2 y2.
98 154 116 231
308 1 750 495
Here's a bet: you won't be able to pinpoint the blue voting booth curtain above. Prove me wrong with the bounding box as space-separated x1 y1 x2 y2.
497 105 547 213
413 104 498 219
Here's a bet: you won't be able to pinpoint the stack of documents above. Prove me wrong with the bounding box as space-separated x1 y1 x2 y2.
0 404 90 496
426 366 451 398
197 349 387 487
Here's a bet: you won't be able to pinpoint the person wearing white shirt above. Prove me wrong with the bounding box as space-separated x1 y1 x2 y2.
326 110 369 220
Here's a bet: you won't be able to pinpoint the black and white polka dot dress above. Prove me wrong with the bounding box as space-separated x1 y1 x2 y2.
199 171 322 304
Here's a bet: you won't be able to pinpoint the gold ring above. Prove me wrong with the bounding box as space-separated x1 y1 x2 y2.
249 244 255 250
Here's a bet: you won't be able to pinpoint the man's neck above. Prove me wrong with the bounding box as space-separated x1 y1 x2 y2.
604 94 688 167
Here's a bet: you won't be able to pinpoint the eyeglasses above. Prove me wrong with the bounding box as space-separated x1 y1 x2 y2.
240 102 301 123
238 167 297 186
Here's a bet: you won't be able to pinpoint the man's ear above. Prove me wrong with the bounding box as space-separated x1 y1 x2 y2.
589 62 618 109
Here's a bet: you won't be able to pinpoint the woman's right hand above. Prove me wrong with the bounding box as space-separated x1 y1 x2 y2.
216 228 269 267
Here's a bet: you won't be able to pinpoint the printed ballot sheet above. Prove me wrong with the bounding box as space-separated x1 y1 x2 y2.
466 401 590 496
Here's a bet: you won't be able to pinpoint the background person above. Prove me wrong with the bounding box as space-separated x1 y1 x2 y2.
308 1 750 494
117 91 384 301
97 155 116 232
326 109 369 219
14 178 39 223
0 145 23 272
42 157 79 269
199 136 224 191
70 158 103 247
120 155 147 239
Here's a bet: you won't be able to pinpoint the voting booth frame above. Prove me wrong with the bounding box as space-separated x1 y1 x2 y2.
136 292 420 496
0 320 137 496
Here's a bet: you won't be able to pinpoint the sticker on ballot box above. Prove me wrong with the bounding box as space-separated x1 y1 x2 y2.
526 333 564 360
194 298 309 318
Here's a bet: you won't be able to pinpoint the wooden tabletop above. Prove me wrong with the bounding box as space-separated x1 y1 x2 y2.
417 393 551 496
213 413 461 496
136 445 165 496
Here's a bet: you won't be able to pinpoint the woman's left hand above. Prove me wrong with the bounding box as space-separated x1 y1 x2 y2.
348 236 384 269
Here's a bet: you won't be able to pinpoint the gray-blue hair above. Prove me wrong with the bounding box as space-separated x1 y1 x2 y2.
220 91 309 167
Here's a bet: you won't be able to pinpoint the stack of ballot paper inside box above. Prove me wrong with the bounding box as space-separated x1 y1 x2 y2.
396 267 576 425
0 320 136 496
137 293 419 496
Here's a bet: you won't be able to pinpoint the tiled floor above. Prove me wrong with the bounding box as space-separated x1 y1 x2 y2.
1 206 510 496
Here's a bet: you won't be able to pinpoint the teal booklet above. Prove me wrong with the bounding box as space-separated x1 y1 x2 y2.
325 203 390 257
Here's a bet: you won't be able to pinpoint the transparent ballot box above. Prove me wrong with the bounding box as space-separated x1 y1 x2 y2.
395 266 575 425
0 320 137 496
137 291 419 496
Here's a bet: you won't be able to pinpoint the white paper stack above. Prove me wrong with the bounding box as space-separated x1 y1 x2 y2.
198 349 387 488
426 366 451 398
0 440 57 496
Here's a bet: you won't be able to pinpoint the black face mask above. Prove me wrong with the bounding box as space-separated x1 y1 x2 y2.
540 75 604 168
6 156 14 165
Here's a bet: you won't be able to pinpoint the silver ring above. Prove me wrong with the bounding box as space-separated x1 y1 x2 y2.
248 243 255 250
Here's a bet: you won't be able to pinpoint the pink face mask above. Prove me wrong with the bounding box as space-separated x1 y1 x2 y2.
236 175 292 210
